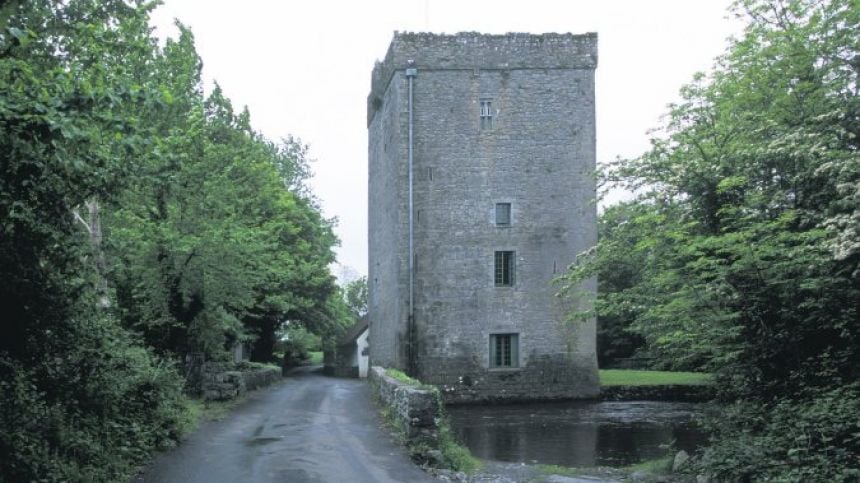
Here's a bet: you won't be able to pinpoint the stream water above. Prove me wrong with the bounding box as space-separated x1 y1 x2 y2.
446 400 708 467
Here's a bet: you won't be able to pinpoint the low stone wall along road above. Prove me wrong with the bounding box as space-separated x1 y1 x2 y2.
133 366 433 483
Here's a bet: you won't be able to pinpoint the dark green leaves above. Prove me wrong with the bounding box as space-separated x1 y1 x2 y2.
561 0 859 478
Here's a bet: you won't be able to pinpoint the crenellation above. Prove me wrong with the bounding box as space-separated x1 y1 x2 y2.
368 32 598 126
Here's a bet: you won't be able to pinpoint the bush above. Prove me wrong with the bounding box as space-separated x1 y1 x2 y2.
278 325 321 367
0 317 194 482
695 384 860 482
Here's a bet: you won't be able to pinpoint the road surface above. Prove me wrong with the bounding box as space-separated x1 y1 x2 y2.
134 366 434 483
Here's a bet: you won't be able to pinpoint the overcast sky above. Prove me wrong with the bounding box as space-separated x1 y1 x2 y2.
150 0 743 280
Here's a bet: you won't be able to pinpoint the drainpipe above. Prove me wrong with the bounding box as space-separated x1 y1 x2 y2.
406 62 417 375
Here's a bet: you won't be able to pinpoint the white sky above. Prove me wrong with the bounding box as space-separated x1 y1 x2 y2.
150 0 743 279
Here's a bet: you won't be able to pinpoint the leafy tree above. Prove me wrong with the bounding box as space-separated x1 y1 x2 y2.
562 0 859 479
0 1 347 479
590 203 649 367
343 275 369 320
0 1 192 480
104 33 345 362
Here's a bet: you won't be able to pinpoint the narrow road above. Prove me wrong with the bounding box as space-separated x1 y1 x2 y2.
134 366 434 483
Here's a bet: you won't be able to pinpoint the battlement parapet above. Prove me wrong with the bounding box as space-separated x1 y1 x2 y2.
368 31 597 125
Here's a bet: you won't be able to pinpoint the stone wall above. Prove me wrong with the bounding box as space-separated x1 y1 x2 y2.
367 42 406 369
368 366 440 441
201 362 281 401
433 353 599 405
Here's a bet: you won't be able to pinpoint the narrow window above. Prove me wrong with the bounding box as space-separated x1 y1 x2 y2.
480 99 493 129
494 251 515 286
490 333 519 368
495 203 511 226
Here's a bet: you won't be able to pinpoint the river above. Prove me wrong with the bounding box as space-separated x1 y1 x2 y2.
447 400 708 467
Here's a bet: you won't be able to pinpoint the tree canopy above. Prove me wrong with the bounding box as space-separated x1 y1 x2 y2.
0 1 349 479
561 0 858 479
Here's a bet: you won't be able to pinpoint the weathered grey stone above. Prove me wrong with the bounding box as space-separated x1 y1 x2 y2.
368 32 599 403
630 471 650 482
673 450 690 472
200 363 280 401
368 366 440 441
426 449 444 466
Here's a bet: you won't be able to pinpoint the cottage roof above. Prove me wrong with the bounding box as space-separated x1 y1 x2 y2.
337 315 369 347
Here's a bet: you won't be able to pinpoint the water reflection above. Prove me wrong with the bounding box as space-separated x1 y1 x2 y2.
446 401 707 467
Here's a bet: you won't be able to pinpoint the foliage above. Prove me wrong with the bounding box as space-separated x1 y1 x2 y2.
561 0 859 479
623 455 674 475
279 325 322 367
385 367 423 386
343 275 368 320
0 1 197 480
308 351 324 364
696 384 860 482
105 54 344 361
598 370 712 386
590 203 650 367
0 0 345 479
0 316 194 482
436 420 482 473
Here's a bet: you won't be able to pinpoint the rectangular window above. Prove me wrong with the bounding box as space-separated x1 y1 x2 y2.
494 251 515 286
480 99 493 129
490 333 519 368
495 203 511 226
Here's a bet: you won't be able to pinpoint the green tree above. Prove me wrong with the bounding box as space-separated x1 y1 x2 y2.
590 203 649 367
0 1 192 480
343 275 368 320
104 29 345 362
562 0 859 479
0 1 347 479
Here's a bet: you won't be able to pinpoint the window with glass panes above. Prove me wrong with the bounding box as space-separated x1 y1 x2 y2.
494 251 515 286
480 99 493 129
495 203 511 226
490 333 519 368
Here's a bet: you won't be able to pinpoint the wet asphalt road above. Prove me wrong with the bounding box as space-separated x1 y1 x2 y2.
133 366 433 483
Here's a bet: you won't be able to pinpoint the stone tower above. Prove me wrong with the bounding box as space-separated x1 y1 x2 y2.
367 32 599 403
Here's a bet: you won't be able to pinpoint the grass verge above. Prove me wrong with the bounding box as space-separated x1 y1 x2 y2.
623 455 674 474
436 420 482 473
599 369 712 386
537 456 674 481
385 368 421 385
385 368 436 390
308 351 323 364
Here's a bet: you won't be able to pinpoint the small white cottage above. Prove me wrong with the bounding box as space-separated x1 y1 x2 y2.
326 316 369 378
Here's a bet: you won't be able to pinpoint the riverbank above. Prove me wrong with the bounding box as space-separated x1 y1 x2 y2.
598 369 715 402
429 457 697 482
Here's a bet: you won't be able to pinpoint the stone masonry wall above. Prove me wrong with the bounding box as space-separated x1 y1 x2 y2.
201 362 281 401
368 48 407 370
368 366 440 441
